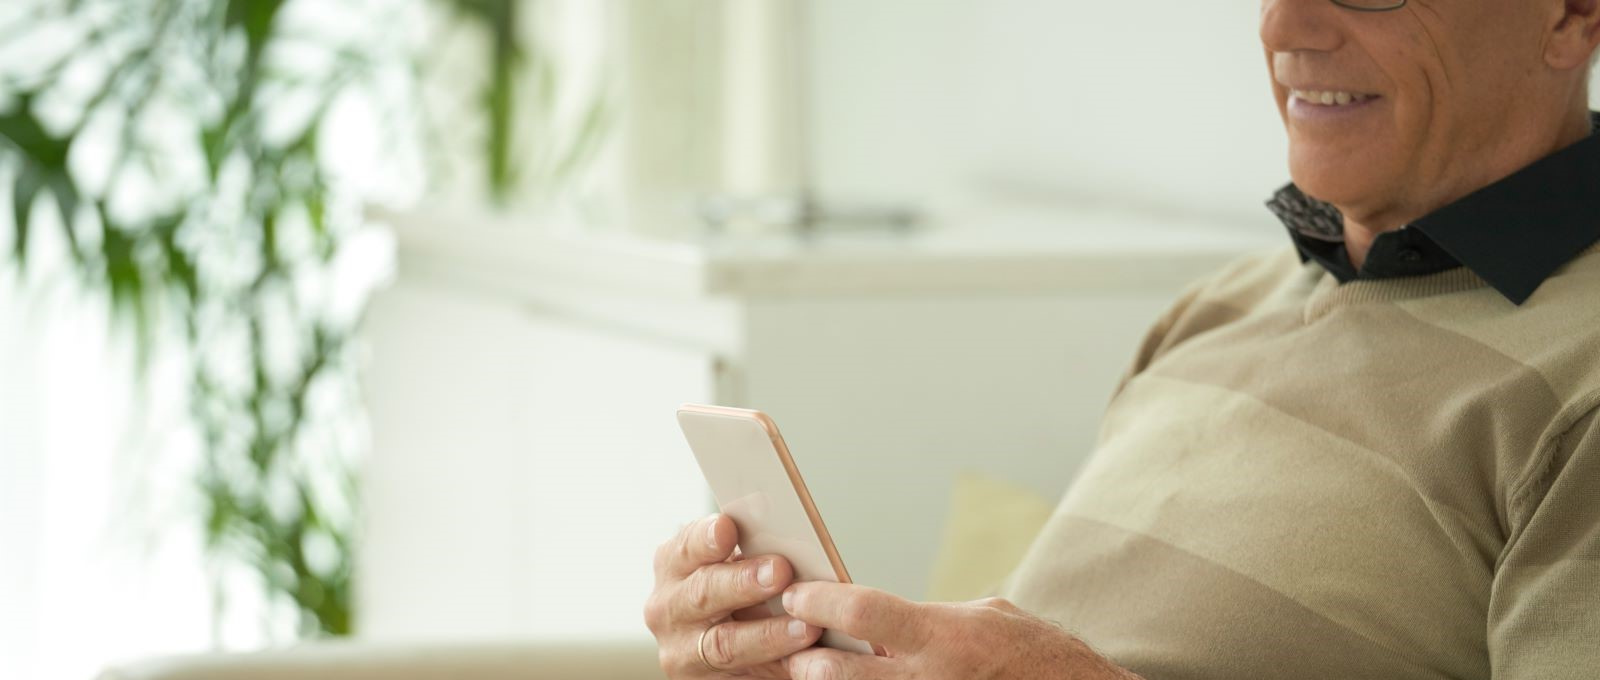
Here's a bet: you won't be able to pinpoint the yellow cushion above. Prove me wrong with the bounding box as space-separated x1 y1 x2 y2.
925 473 1056 602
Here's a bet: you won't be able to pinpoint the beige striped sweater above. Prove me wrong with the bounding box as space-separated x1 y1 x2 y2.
1002 243 1600 679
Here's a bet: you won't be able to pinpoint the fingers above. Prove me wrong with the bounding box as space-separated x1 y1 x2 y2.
698 616 823 672
655 514 735 583
782 582 928 651
667 555 794 623
731 602 778 621
786 647 899 680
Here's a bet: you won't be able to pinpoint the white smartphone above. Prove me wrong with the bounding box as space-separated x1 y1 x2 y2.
676 403 885 656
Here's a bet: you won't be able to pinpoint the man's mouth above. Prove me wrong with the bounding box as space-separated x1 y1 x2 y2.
1289 89 1379 106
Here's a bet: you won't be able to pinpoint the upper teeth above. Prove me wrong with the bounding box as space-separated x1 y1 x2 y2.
1292 89 1371 106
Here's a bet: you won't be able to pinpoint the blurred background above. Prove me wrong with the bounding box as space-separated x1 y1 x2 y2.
0 0 1330 678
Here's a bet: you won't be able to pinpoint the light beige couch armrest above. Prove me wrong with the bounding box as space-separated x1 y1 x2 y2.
98 640 664 680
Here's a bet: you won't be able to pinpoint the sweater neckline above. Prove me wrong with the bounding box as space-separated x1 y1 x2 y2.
1301 241 1600 321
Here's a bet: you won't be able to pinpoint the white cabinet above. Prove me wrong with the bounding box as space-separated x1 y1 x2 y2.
360 276 718 640
357 207 1275 640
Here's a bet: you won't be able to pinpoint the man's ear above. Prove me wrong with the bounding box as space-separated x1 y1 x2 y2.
1547 0 1600 70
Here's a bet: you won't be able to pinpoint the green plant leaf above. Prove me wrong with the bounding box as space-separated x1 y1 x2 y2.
225 0 287 64
260 205 280 271
11 162 43 265
98 204 150 357
0 98 73 169
0 99 82 262
150 212 198 301
44 171 81 261
483 0 519 202
200 122 228 181
550 97 611 187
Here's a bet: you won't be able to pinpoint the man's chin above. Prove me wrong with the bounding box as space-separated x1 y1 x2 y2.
1287 158 1391 210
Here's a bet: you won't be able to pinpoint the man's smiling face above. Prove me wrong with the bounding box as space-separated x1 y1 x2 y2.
1259 0 1581 225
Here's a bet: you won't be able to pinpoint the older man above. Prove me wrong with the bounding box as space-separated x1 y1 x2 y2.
644 0 1600 677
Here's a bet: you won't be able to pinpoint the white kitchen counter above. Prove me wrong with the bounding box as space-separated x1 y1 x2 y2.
375 203 1281 300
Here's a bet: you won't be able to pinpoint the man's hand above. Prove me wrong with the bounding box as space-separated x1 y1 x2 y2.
780 582 1142 680
644 514 825 678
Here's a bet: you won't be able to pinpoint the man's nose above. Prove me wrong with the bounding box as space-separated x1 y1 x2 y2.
1260 0 1344 55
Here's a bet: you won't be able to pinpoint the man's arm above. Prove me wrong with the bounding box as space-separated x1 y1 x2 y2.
1489 399 1600 678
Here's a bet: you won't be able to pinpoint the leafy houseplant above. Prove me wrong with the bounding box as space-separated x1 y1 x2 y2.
0 0 608 640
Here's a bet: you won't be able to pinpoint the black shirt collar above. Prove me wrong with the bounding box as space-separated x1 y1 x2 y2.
1266 111 1600 305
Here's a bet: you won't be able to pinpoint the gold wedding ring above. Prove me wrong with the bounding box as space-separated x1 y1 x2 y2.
697 622 726 674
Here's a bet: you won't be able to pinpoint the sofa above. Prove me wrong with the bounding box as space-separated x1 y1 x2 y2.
98 474 1054 680
98 640 664 680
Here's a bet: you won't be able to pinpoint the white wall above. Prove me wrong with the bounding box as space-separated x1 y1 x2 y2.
805 1 1278 224
614 0 1288 235
806 1 1600 226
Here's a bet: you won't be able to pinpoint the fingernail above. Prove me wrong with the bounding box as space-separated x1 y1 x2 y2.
706 515 719 549
757 559 775 587
782 589 794 612
788 618 808 638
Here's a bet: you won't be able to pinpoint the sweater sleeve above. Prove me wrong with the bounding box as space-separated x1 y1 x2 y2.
1107 279 1208 402
1488 404 1600 678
